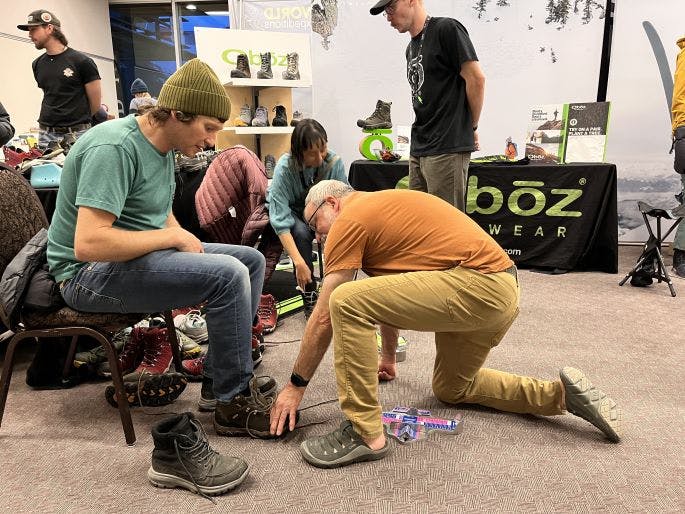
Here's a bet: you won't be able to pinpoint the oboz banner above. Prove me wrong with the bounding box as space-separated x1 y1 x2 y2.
466 162 617 273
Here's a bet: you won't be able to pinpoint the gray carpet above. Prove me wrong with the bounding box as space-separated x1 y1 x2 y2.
1 245 683 512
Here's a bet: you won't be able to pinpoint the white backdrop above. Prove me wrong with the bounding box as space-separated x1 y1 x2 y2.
310 0 606 169
605 0 685 241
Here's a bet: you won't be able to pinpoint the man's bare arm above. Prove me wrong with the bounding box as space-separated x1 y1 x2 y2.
84 80 102 117
269 268 356 435
460 60 486 130
74 206 202 262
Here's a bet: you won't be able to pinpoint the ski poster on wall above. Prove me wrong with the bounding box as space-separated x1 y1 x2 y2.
564 101 611 163
524 104 568 163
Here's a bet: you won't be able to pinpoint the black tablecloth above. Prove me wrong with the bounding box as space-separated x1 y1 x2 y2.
348 159 618 273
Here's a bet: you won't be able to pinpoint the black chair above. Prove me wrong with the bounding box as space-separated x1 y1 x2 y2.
0 169 183 445
619 201 685 297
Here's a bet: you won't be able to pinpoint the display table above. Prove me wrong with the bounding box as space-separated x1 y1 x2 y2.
348 159 618 273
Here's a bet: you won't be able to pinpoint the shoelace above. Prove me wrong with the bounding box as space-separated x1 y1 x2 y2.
260 53 270 69
244 378 275 439
173 422 218 504
183 310 205 329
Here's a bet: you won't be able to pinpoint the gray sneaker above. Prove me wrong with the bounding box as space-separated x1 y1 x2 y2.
300 420 391 468
560 367 622 443
200 374 277 412
148 412 249 497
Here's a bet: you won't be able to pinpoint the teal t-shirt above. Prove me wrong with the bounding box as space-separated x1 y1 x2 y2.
48 115 175 282
266 150 347 235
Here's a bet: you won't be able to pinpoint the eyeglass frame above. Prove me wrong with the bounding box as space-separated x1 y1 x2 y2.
306 200 327 232
382 0 400 17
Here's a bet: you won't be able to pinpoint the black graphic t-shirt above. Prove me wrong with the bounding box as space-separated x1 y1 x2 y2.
405 17 478 156
32 47 101 127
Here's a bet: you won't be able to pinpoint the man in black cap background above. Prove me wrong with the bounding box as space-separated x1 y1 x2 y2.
18 9 102 147
370 0 485 212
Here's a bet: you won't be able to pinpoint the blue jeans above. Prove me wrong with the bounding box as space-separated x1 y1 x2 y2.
291 216 316 275
61 243 265 401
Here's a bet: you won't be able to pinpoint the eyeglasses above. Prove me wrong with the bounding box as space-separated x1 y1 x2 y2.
306 200 326 232
382 0 400 17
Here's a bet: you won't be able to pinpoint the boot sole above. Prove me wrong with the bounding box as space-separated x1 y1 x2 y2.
105 373 188 408
147 465 249 495
560 367 622 443
361 123 392 130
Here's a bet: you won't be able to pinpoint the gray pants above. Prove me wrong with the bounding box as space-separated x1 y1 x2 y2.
409 152 471 211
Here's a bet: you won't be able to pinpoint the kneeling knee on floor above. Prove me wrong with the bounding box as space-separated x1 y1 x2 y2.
433 382 470 404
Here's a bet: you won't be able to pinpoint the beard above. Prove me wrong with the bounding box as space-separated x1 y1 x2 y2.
33 40 45 50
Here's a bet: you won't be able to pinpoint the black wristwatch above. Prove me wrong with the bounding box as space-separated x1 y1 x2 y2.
472 125 478 131
290 372 309 388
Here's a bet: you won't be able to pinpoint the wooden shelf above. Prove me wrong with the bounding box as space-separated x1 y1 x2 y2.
222 126 294 135
223 78 311 88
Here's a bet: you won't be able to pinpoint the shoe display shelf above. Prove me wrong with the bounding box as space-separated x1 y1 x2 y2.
218 78 311 159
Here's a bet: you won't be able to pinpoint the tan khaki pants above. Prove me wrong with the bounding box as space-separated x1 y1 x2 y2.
329 267 564 438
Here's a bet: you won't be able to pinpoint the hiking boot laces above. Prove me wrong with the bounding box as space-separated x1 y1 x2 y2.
287 53 298 74
173 420 219 504
243 377 275 439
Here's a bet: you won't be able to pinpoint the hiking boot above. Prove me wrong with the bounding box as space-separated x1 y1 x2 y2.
272 105 288 127
311 4 332 49
148 412 249 497
123 327 174 382
301 280 319 320
258 293 278 333
98 326 148 377
73 328 128 369
251 106 269 127
181 353 206 381
356 100 392 130
105 372 188 408
264 154 276 179
230 53 251 79
673 248 685 279
256 52 273 79
282 52 300 80
300 420 391 469
233 103 253 127
199 374 277 412
290 110 303 127
560 367 621 443
213 376 277 437
252 319 264 369
174 310 208 343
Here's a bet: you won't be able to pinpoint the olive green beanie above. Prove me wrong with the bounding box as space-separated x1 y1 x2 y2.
157 58 231 120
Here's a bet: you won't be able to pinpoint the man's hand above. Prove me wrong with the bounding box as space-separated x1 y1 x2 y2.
270 382 305 436
172 227 204 253
378 355 397 382
293 258 313 290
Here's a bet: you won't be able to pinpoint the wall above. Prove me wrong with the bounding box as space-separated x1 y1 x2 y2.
0 0 116 135
310 0 606 170
605 0 685 241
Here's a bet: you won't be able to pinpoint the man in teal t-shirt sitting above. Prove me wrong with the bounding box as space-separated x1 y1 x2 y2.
47 60 277 485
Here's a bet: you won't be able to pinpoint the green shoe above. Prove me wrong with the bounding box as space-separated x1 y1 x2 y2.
73 329 128 368
300 420 391 469
376 332 408 362
560 367 622 443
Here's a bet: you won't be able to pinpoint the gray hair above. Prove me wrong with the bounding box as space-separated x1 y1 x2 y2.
305 180 354 207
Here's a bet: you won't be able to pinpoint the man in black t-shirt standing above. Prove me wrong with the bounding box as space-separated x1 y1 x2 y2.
18 10 102 147
370 0 485 211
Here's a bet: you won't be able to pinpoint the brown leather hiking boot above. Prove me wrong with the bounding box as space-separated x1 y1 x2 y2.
213 377 276 438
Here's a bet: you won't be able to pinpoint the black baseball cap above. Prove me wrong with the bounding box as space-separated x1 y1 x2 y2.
17 10 61 31
370 0 393 16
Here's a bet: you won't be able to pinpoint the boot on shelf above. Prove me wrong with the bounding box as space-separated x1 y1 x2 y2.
257 52 273 79
230 53 251 78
